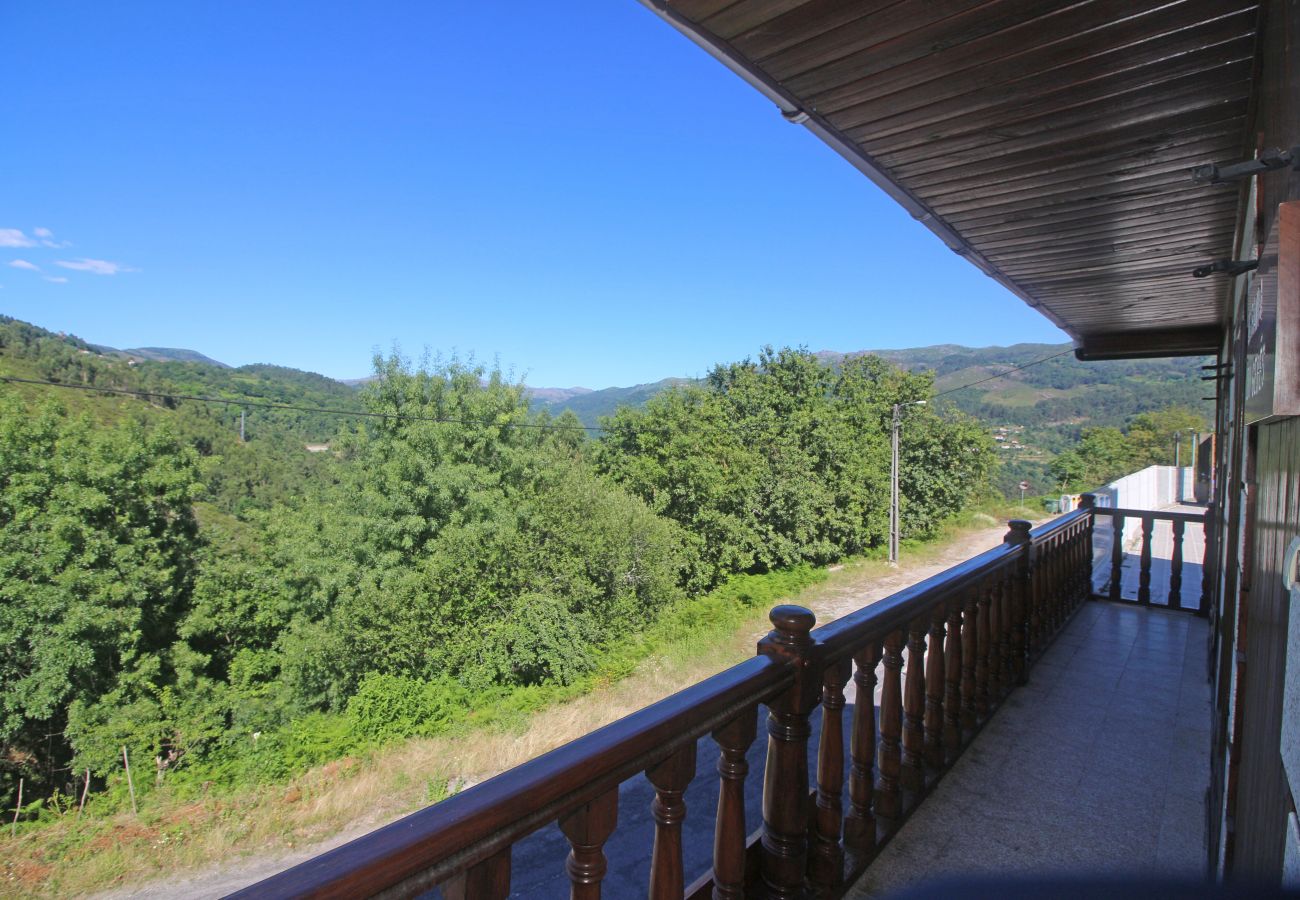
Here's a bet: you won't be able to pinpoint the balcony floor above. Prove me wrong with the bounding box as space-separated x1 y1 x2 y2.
848 601 1212 898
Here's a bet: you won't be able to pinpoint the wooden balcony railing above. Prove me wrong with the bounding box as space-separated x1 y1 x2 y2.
235 509 1096 900
1086 497 1212 614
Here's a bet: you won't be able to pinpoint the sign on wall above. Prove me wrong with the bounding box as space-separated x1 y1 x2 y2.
1245 201 1300 424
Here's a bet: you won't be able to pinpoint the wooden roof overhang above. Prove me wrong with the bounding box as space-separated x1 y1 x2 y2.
639 0 1263 360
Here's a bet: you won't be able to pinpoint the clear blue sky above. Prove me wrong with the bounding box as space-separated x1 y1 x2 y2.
2 2 1068 388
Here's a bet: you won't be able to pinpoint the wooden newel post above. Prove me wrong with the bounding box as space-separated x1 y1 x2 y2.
1004 519 1032 684
1080 494 1098 602
758 604 819 900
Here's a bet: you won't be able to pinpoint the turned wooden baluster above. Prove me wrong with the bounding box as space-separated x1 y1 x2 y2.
1004 520 1031 684
1070 526 1084 608
1050 536 1063 629
711 709 757 900
923 606 946 769
1138 515 1154 605
1077 523 1089 606
1037 538 1051 634
998 568 1015 697
942 601 963 761
810 657 851 894
1027 541 1044 657
875 630 904 825
441 846 512 900
1169 517 1185 610
647 744 696 900
985 575 1002 703
560 789 618 900
974 578 991 718
900 618 927 794
758 606 819 900
1109 512 1125 602
844 642 881 856
960 589 978 730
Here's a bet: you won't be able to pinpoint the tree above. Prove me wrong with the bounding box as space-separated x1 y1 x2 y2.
0 398 202 797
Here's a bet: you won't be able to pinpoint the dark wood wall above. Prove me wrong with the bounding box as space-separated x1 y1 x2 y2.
1219 0 1300 879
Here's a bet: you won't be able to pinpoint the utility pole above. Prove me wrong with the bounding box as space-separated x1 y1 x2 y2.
890 399 927 564
240 409 246 443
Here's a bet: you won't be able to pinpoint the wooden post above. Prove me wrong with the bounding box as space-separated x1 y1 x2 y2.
647 744 696 900
122 746 137 816
757 605 819 900
900 619 927 794
960 590 978 730
923 606 946 770
1109 513 1125 602
975 580 991 718
560 788 618 900
1004 520 1032 684
985 575 1002 703
77 769 90 819
11 778 21 836
875 630 904 825
943 602 964 761
1138 515 1154 605
711 709 757 900
809 657 851 894
843 642 881 855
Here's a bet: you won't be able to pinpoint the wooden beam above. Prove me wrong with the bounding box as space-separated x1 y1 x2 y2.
1074 326 1222 360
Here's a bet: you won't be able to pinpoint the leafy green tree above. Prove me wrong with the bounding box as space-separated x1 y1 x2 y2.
0 398 202 798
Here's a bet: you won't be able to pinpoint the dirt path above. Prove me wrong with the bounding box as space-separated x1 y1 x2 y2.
92 521 1027 899
806 523 1024 627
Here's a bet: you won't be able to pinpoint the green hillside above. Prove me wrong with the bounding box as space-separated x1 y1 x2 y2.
0 315 362 514
533 342 1209 497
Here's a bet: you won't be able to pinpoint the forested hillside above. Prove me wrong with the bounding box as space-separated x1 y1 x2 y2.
537 342 1209 496
0 317 996 825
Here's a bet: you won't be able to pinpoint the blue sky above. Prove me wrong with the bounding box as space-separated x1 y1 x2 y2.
1 2 1067 388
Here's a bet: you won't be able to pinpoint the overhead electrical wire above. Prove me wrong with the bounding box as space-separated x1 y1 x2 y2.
0 347 1076 436
0 375 603 432
930 348 1075 399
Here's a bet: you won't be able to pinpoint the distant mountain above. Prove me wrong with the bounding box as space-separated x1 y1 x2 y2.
528 386 593 403
531 342 1209 462
89 343 231 368
529 378 692 427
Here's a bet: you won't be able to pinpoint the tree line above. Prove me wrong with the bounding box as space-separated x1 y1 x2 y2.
0 342 996 813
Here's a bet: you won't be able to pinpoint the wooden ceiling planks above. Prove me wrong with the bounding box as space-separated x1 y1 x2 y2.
651 0 1262 348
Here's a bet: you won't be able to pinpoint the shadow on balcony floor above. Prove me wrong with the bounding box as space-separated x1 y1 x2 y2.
848 601 1212 899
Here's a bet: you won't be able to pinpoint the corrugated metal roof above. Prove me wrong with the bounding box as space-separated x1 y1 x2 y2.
643 0 1261 357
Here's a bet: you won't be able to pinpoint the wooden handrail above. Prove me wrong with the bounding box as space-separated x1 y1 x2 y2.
1088 506 1208 523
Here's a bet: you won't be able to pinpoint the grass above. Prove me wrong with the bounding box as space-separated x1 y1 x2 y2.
0 505 1033 897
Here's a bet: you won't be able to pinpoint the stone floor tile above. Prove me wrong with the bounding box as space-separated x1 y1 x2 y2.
848 602 1212 897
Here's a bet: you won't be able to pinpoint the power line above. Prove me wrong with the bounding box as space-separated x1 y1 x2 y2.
0 376 603 432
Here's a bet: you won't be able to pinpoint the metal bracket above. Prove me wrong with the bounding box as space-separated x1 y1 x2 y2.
1192 146 1299 184
1192 258 1259 278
